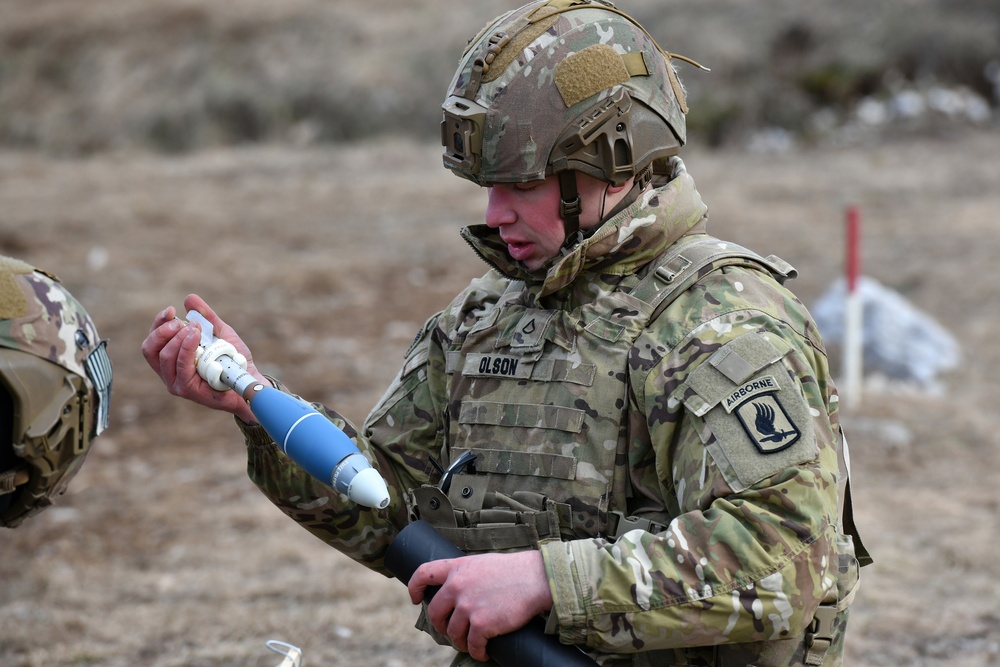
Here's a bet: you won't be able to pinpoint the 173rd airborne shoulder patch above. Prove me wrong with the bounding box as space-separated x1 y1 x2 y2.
672 333 817 492
724 375 801 453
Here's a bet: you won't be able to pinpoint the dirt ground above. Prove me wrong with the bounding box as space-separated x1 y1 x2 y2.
1 125 999 666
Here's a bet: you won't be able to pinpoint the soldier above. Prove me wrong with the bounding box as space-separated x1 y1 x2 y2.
0 256 112 528
142 1 870 665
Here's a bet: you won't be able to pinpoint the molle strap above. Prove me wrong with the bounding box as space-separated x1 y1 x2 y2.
412 483 576 552
459 401 586 434
437 523 539 553
436 503 569 552
463 448 578 480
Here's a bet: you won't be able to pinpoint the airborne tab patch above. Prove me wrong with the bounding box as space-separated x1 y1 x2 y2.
733 393 801 454
723 375 779 413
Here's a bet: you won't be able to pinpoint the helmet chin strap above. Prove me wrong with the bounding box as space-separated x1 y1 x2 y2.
557 171 582 250
557 164 654 252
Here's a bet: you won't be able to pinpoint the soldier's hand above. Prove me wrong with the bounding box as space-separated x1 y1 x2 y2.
408 550 553 661
141 293 264 424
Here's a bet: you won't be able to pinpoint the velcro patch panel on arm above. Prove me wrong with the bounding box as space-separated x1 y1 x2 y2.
671 333 817 492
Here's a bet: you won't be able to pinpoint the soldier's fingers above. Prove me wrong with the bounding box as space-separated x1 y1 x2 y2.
446 607 471 654
408 559 449 605
158 323 200 393
466 630 490 663
147 306 177 335
142 317 183 375
154 325 187 389
183 294 227 332
182 293 251 357
175 323 203 382
422 575 460 637
143 312 181 350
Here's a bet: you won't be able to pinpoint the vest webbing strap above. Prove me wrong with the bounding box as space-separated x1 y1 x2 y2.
433 502 573 553
628 234 797 318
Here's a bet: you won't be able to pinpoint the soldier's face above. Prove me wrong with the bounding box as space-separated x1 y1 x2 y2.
485 173 622 271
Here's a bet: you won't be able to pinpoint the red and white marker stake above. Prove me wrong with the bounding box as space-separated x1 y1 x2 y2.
843 205 863 409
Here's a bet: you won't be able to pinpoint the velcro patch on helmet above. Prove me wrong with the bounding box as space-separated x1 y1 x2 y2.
0 256 34 319
555 44 631 107
482 15 559 84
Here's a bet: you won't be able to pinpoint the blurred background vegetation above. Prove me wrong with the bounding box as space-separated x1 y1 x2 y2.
0 0 996 155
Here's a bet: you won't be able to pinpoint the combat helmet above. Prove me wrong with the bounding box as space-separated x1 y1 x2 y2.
442 0 702 242
0 256 112 527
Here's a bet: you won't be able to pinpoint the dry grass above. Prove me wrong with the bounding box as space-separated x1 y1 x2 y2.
0 0 995 152
1 129 998 666
1 1 999 665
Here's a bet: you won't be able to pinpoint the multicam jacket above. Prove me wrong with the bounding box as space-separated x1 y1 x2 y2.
240 159 864 666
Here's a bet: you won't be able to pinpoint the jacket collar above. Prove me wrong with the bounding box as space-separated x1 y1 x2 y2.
461 158 709 298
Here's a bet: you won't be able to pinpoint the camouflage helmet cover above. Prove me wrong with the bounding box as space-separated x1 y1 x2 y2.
442 0 689 187
0 256 112 527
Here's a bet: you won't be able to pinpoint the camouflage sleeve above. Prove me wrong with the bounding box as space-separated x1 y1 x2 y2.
540 268 843 653
240 312 446 575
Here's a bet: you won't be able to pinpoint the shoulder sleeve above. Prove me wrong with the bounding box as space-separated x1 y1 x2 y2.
541 268 844 653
